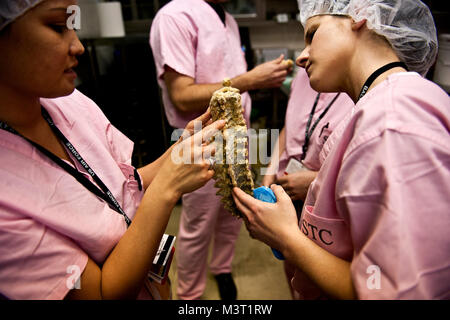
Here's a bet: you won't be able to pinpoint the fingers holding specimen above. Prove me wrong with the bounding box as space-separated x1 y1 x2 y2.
197 108 213 129
232 188 255 222
203 119 226 140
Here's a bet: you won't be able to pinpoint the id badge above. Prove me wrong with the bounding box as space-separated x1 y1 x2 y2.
284 158 307 175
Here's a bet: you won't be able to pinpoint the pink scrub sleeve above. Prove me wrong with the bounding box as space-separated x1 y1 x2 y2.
336 130 450 299
151 13 196 80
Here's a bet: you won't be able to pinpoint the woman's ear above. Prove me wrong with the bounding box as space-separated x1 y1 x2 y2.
351 19 367 31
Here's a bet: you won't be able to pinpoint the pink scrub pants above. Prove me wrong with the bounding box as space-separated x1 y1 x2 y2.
176 179 242 300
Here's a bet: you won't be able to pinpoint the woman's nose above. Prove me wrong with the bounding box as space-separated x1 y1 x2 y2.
296 47 309 68
69 31 85 57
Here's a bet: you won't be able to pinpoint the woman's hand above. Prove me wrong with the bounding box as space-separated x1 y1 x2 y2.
180 107 213 141
245 55 290 90
233 184 356 299
137 108 215 190
232 184 299 252
154 119 225 202
276 171 318 201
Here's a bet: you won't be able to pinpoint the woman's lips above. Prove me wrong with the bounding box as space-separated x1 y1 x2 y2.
64 68 77 79
305 63 312 75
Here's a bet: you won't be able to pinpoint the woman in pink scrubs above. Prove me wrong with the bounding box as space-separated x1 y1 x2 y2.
233 0 450 299
262 68 354 299
0 0 223 300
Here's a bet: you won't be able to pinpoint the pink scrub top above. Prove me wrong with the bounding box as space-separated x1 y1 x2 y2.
0 90 149 300
149 0 251 129
277 69 354 177
293 72 450 299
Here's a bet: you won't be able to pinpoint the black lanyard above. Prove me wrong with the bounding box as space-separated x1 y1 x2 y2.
0 107 132 227
358 61 408 101
301 92 341 161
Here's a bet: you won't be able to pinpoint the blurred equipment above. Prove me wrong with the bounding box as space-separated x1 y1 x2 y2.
433 34 450 93
97 2 126 37
77 0 100 38
77 0 125 39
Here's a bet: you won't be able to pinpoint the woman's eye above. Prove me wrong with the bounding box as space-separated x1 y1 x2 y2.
307 30 316 43
50 24 67 33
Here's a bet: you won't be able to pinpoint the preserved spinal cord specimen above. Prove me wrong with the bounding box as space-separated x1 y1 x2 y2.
209 80 254 217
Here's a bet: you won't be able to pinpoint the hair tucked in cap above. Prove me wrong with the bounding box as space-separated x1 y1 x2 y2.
297 0 438 76
0 0 45 31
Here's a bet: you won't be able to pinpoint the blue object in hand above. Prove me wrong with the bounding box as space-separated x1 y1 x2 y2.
252 186 285 260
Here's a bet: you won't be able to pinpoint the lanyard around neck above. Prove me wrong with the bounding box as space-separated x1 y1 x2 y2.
0 107 132 227
301 92 341 161
358 61 408 101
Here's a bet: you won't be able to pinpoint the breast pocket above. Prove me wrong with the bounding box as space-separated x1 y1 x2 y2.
300 205 353 260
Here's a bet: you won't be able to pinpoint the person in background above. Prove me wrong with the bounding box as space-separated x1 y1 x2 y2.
233 0 450 299
0 0 223 300
150 0 292 300
262 67 354 299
